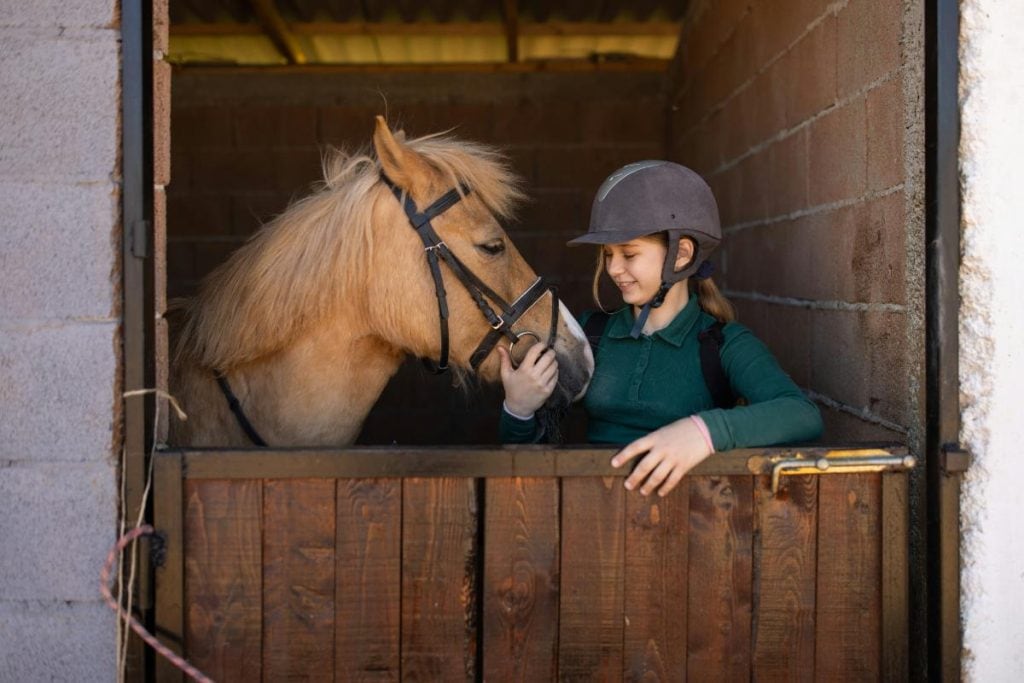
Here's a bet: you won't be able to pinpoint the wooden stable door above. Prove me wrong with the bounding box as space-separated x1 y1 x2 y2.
153 446 911 681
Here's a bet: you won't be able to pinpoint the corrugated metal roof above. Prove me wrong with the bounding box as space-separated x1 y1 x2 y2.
169 0 684 66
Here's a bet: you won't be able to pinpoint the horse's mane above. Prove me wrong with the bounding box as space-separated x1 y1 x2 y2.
174 132 525 371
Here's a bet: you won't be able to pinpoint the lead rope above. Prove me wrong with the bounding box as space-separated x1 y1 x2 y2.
100 525 214 683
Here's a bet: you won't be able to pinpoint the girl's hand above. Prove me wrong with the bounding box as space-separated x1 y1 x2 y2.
498 344 559 417
611 417 713 496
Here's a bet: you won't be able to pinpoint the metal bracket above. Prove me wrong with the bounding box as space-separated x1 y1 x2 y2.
940 443 971 475
149 530 167 568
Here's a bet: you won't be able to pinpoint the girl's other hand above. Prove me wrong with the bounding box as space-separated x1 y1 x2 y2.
610 417 713 496
498 344 559 417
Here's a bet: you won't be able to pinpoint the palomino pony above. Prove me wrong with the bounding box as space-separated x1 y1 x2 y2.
170 117 594 447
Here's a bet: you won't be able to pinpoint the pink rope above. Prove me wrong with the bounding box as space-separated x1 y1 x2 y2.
100 525 214 683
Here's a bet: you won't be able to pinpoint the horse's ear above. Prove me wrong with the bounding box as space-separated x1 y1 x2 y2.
374 116 427 188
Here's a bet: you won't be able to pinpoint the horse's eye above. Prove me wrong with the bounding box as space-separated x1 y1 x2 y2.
478 240 506 256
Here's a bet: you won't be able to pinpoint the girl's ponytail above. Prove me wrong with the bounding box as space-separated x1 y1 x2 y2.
694 276 736 323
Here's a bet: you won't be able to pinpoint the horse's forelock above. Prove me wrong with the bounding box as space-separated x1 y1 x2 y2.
178 133 525 371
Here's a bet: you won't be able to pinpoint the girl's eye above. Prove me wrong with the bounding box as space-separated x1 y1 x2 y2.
478 240 506 256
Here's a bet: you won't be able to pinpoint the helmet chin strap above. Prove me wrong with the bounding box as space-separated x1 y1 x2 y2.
629 281 671 338
628 259 715 338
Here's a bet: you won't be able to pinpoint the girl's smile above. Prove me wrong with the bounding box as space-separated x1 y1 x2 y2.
603 239 668 306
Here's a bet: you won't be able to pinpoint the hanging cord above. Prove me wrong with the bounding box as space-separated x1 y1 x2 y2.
113 389 211 681
100 525 213 683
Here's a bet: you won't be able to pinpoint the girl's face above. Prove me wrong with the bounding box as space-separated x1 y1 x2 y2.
602 237 667 306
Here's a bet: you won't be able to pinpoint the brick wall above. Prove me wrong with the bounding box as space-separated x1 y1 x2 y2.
168 68 667 443
670 0 924 443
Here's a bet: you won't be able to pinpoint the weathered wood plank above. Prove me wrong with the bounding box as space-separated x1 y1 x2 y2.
153 453 184 683
752 475 818 681
183 480 262 681
815 474 882 681
559 477 625 681
881 472 909 682
687 475 754 681
335 478 402 681
402 478 479 681
262 479 336 679
623 487 688 682
483 478 560 681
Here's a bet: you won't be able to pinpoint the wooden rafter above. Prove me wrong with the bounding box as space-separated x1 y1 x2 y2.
248 0 309 64
501 0 519 63
172 20 683 37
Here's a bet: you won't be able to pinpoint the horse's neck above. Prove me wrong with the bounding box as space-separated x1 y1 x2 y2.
240 314 405 446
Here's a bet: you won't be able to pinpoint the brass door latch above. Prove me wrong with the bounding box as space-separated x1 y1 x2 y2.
747 448 918 494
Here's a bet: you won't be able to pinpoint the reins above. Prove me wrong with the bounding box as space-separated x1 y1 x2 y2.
215 172 560 446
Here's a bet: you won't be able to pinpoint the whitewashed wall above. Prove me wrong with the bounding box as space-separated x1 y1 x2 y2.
959 0 1024 679
0 1 119 678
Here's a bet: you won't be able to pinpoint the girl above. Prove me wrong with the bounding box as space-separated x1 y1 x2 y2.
497 161 823 497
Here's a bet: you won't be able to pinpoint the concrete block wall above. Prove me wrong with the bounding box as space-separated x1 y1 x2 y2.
167 69 667 444
671 0 925 444
0 1 120 679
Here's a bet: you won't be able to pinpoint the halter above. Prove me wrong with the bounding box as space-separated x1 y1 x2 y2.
214 173 560 447
379 173 559 372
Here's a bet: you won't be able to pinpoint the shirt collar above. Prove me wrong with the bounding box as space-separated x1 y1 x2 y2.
606 295 702 347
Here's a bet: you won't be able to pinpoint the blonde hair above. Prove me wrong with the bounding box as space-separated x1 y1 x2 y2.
590 233 736 323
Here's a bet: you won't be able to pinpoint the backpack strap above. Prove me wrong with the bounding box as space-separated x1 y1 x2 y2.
583 310 611 357
698 321 736 409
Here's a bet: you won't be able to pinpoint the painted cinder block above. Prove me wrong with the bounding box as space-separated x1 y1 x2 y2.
0 599 116 681
153 0 170 54
810 309 909 428
0 182 118 320
0 30 118 182
0 461 117 600
766 128 810 217
837 0 902 98
748 0 832 67
808 96 867 206
866 78 905 192
780 14 838 129
154 186 168 315
0 0 117 28
154 58 173 187
0 323 118 463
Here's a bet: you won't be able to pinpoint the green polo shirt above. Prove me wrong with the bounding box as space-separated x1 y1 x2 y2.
500 296 823 449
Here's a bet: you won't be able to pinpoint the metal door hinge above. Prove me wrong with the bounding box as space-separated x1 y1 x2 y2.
941 444 971 475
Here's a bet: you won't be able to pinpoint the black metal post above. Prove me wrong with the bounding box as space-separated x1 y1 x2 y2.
925 0 963 680
121 0 156 679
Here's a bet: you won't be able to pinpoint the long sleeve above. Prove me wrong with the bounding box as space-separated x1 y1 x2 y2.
696 325 823 451
498 407 543 443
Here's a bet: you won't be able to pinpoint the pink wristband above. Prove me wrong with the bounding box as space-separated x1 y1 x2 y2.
690 415 715 453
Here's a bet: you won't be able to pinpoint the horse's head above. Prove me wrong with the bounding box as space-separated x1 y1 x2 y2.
368 117 594 408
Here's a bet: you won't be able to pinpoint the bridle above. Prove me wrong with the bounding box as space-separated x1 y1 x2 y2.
214 173 560 446
379 173 559 373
